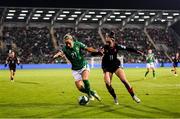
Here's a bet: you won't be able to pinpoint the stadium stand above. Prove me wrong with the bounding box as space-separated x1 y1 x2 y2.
0 7 180 64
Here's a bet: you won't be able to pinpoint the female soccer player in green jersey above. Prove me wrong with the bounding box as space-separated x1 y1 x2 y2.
53 34 101 101
144 49 156 79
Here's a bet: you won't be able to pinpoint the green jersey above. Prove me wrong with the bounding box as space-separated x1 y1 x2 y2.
62 41 88 70
146 53 155 63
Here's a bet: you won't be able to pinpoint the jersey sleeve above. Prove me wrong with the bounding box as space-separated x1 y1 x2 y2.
78 41 87 50
117 44 140 53
62 47 65 53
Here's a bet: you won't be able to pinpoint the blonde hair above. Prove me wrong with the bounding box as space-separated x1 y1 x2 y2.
63 34 73 41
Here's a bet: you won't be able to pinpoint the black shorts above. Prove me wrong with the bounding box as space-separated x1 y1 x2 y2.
102 63 121 73
102 66 121 73
9 65 16 72
102 60 121 73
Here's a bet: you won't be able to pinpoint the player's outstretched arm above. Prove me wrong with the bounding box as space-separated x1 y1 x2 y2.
17 58 20 65
117 44 144 55
169 57 174 63
53 51 65 59
52 51 70 64
86 47 103 56
136 50 144 56
86 47 98 52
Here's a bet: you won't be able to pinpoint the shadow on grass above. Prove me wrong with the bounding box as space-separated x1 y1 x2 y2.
1 102 180 118
58 102 146 118
15 81 40 85
141 104 180 117
129 78 145 83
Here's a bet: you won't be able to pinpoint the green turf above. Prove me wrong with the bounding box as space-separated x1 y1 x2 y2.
0 68 180 118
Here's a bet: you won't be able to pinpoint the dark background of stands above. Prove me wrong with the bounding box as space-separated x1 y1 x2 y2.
171 21 180 36
0 0 180 10
0 0 179 64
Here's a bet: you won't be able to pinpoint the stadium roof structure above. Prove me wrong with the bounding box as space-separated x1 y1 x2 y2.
1 7 180 28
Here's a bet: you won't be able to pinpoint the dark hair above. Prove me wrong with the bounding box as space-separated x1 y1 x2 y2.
107 31 115 39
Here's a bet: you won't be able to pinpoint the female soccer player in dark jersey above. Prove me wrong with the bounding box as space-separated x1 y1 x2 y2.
5 51 20 82
53 34 101 102
171 53 179 76
100 31 143 105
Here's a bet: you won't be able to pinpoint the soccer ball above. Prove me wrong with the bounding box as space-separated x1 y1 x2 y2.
78 95 89 105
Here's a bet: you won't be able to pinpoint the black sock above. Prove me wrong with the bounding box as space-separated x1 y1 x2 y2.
83 80 91 96
121 80 135 97
145 71 149 77
10 77 13 80
127 87 135 97
106 84 117 99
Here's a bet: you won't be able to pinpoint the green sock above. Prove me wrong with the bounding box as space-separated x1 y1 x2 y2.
79 86 94 95
83 80 91 96
79 86 86 93
90 90 95 96
153 71 156 78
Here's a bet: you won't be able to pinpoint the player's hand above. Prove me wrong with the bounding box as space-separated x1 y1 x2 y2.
97 48 104 55
51 56 56 63
137 50 144 56
52 56 56 60
91 48 104 56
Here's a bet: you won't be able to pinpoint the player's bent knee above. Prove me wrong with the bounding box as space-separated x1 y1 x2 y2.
75 80 83 89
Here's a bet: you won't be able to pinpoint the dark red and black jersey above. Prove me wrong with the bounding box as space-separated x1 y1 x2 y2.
102 44 119 65
102 44 140 65
172 57 179 63
172 56 179 67
6 56 18 67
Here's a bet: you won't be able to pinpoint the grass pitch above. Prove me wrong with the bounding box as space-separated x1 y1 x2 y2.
0 68 180 118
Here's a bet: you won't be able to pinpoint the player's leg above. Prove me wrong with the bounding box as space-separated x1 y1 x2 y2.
150 63 156 79
115 68 141 103
152 68 156 79
82 70 101 101
75 80 85 92
81 70 91 96
173 63 178 76
174 67 178 76
12 68 16 80
74 76 94 101
72 70 87 94
171 65 175 72
104 71 118 105
145 68 150 78
145 63 150 78
115 68 133 96
10 70 14 81
171 63 178 76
